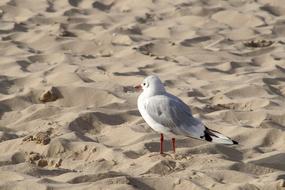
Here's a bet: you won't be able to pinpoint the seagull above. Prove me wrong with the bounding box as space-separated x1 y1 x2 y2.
135 75 238 154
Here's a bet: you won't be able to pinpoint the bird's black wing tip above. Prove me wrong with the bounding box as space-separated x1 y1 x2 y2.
232 140 238 145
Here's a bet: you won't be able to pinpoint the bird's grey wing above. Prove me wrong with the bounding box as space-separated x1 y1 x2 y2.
165 93 193 115
145 95 205 138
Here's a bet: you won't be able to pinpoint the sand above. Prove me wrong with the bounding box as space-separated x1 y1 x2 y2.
0 0 285 189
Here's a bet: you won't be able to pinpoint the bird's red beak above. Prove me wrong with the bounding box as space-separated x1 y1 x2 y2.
134 84 142 92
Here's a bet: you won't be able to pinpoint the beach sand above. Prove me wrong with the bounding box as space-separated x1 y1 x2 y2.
1 0 285 189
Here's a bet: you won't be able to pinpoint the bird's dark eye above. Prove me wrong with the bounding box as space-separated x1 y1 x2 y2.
143 83 146 86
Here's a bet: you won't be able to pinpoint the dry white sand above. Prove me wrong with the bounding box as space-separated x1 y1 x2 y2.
1 0 285 189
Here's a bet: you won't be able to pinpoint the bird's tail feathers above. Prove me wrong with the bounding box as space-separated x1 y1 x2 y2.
204 127 238 145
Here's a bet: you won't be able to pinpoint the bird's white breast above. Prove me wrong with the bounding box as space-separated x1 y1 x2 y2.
138 94 172 135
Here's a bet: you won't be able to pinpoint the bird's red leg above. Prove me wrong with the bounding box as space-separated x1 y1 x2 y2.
160 133 164 154
172 138 176 153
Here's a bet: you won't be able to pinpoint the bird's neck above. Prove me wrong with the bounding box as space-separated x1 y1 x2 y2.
142 88 166 98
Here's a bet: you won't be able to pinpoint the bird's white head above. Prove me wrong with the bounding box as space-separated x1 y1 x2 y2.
135 75 165 96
